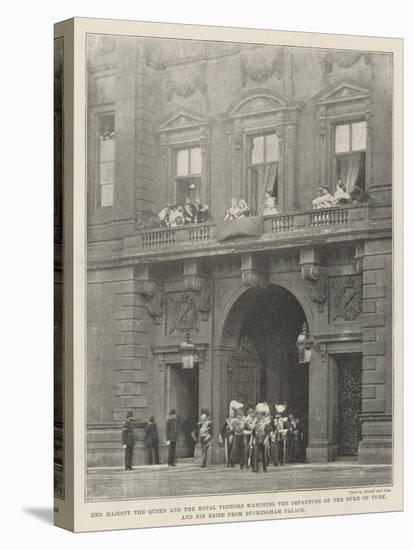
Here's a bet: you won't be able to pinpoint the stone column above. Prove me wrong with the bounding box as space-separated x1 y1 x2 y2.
283 109 300 211
358 238 392 464
368 54 392 205
210 346 233 464
306 347 337 462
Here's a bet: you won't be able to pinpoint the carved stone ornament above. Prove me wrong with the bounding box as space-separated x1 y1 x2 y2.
329 276 363 322
301 264 321 282
300 249 327 305
323 51 372 73
240 254 269 290
354 244 364 275
240 48 284 87
305 275 328 305
165 63 207 101
136 279 157 299
144 281 165 325
169 292 200 334
241 269 269 289
184 274 212 321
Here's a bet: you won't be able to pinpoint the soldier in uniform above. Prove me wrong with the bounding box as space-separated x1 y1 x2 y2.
144 416 160 465
121 410 136 471
243 406 256 469
272 404 288 465
192 410 213 467
292 417 304 463
166 409 178 466
252 403 272 473
270 413 282 467
219 401 239 466
229 403 246 469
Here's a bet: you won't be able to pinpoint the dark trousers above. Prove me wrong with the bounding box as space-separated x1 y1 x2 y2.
124 445 134 470
279 437 287 464
200 439 210 467
286 436 294 463
230 435 245 467
253 442 267 472
224 435 233 466
271 440 280 466
146 442 160 464
244 436 253 467
167 441 176 465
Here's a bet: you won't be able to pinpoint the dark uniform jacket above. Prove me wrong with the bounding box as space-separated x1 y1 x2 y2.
144 422 159 445
122 418 135 447
166 417 178 442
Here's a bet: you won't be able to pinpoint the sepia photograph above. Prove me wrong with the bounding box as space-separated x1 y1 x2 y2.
82 30 395 504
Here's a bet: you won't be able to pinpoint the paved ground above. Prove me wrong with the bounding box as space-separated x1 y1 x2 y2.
86 461 392 501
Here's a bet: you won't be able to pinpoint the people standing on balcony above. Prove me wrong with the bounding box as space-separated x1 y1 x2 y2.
312 187 334 209
168 204 179 226
166 409 179 467
183 198 196 224
158 203 172 227
224 198 240 220
238 199 250 218
194 198 209 223
262 188 278 216
174 206 185 226
332 179 351 206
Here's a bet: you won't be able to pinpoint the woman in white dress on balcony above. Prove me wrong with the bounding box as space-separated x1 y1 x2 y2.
238 199 250 218
158 204 172 227
174 206 185 226
169 204 179 227
224 198 240 220
312 187 334 209
262 189 278 216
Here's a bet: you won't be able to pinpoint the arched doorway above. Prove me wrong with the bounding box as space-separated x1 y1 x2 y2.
220 284 309 457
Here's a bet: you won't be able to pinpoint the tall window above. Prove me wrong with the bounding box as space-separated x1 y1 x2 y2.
334 121 366 193
97 113 115 207
248 133 279 215
175 146 202 205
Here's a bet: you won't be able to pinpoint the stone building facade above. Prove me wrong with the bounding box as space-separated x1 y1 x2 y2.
86 36 393 467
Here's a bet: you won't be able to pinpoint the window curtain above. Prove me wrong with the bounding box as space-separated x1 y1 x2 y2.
340 153 361 193
249 162 278 215
263 162 278 198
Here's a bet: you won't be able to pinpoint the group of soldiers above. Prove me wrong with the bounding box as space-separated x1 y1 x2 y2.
121 402 305 471
219 400 305 473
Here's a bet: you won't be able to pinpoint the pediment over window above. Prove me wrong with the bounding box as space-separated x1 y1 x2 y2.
158 109 209 133
314 80 370 106
226 90 288 119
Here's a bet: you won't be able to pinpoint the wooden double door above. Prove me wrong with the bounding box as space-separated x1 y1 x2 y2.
337 355 362 457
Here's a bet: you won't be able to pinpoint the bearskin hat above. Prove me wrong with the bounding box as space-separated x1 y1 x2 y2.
255 402 270 415
275 403 287 414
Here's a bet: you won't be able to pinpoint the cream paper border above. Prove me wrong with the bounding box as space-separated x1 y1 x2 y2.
68 17 403 532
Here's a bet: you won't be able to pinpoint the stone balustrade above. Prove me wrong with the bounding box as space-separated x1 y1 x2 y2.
135 204 371 250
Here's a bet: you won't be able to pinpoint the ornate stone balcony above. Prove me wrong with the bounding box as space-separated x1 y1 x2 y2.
88 203 392 267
